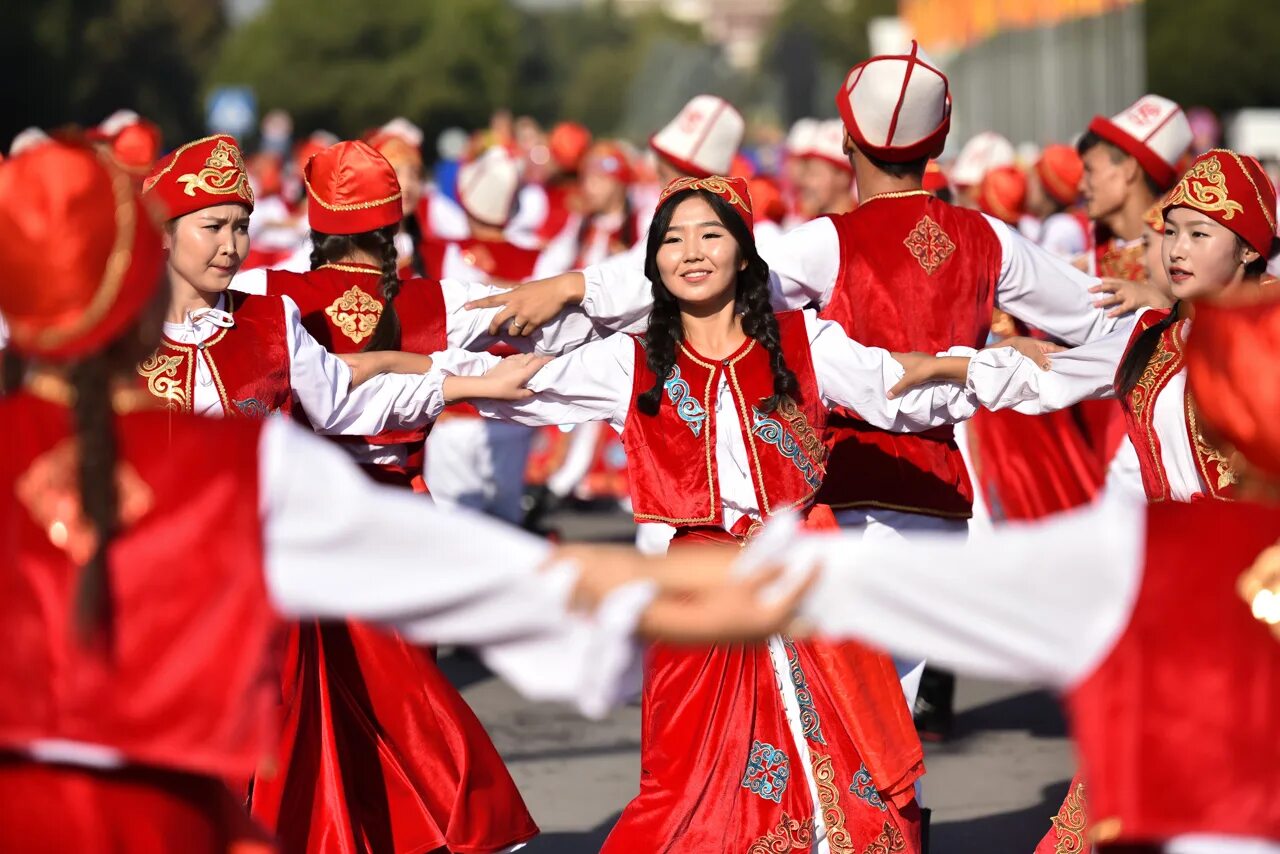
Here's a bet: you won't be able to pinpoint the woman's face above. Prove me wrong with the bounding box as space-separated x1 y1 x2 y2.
656 195 745 309
393 160 423 216
581 169 625 215
1163 206 1258 301
1142 229 1173 296
164 203 250 295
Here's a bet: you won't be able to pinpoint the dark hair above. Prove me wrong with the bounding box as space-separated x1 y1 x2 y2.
863 150 929 180
69 353 119 644
576 193 638 255
1245 235 1280 279
2 350 24 395
635 188 796 417
401 212 427 278
310 225 402 351
1116 302 1180 397
1077 131 1162 198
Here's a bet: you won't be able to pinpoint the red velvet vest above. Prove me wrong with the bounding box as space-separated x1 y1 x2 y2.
1067 499 1280 846
266 264 449 485
819 193 1001 518
1091 223 1147 281
0 392 281 780
136 292 292 417
420 236 541 283
1115 309 1237 503
623 310 826 526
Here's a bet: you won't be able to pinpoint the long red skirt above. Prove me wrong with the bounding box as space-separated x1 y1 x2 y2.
0 760 274 853
602 524 924 853
250 621 537 853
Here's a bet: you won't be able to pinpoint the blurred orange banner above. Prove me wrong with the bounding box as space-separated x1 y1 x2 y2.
901 0 1140 53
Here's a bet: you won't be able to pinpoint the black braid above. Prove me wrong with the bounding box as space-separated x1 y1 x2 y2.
636 188 797 416
1116 301 1181 397
2 351 25 396
309 225 403 352
402 212 427 278
68 354 118 645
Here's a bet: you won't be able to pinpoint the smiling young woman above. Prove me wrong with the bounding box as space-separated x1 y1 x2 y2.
474 175 986 853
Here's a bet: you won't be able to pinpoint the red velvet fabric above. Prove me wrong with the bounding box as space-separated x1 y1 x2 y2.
0 394 278 781
250 622 537 854
1067 500 1280 844
420 237 542 284
819 194 1001 518
267 264 449 487
624 310 827 525
137 293 293 417
1115 311 1235 503
0 761 276 854
603 513 923 853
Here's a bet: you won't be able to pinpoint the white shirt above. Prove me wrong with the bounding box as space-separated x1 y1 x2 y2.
476 310 979 531
1039 211 1089 260
964 309 1204 501
580 208 1123 347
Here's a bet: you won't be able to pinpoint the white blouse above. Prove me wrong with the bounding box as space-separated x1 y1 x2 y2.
964 310 1206 501
477 309 979 531
580 207 1122 347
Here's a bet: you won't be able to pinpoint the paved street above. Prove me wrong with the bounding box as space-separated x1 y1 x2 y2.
444 507 1076 853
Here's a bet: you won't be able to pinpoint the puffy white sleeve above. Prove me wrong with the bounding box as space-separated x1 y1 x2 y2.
258 418 649 718
579 244 653 335
440 277 610 358
757 216 841 310
282 296 447 434
987 214 1121 345
472 333 634 431
965 323 1133 414
774 494 1146 687
230 267 269 295
805 311 980 430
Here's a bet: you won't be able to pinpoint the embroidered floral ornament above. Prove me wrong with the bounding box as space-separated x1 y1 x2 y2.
1161 149 1277 256
658 174 754 231
143 134 255 221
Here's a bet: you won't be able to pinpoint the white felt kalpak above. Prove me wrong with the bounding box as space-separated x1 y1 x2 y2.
457 147 521 227
952 131 1016 187
649 94 745 178
836 40 951 163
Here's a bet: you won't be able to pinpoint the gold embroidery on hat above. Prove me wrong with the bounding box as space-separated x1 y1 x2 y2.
1163 154 1243 221
137 352 189 411
325 286 383 344
903 215 955 274
176 139 255 205
659 175 747 212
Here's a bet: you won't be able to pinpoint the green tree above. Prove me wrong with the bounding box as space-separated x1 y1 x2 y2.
1146 0 1280 114
212 0 518 144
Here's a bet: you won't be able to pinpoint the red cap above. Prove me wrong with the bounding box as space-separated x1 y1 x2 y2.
549 122 593 172
978 165 1027 225
582 142 633 184
304 141 403 235
1186 291 1280 479
366 131 423 171
1035 144 1083 207
922 159 949 193
658 175 753 232
143 134 254 220
0 142 165 360
836 40 951 164
746 176 786 225
1163 149 1277 256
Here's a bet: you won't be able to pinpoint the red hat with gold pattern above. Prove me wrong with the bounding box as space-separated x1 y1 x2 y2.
0 141 165 360
658 175 753 232
143 134 254 220
1087 95 1191 191
1162 148 1278 256
1035 144 1083 207
1186 290 1280 479
836 40 950 164
978 165 1027 225
304 140 403 235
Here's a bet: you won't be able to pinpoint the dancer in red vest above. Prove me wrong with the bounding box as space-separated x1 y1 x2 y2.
229 140 542 854
762 290 1280 854
0 139 803 853
477 176 987 853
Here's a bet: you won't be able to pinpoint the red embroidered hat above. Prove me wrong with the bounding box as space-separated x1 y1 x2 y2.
978 165 1027 225
1036 144 1084 207
304 140 403 235
658 175 753 232
143 134 255 220
1162 148 1278 256
1186 290 1280 479
836 40 951 164
1087 95 1191 191
0 141 166 360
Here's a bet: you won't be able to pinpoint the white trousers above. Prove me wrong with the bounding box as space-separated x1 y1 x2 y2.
425 417 535 525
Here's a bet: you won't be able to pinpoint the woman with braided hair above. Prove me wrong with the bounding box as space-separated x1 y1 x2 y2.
0 140 810 852
476 175 981 853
